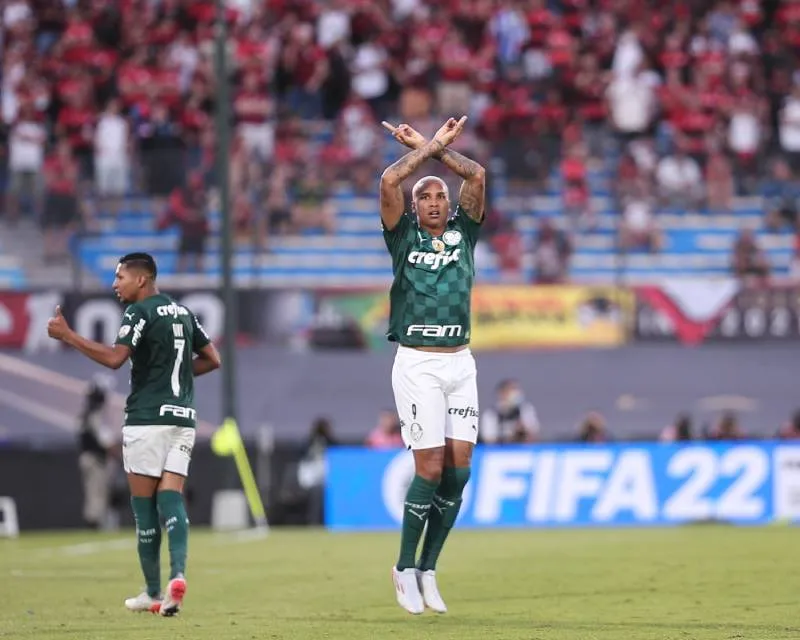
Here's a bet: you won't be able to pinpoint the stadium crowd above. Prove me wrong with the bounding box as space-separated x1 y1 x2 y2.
1 0 798 268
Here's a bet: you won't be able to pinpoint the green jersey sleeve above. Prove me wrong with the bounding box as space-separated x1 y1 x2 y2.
382 213 413 255
191 312 211 352
452 204 482 248
115 303 147 351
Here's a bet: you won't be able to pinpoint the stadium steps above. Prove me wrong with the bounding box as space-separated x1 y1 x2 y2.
0 222 26 287
0 219 104 290
0 256 26 289
75 193 791 284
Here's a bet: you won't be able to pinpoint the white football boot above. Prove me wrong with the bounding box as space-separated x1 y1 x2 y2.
392 567 424 614
417 569 447 613
159 575 187 616
124 591 161 613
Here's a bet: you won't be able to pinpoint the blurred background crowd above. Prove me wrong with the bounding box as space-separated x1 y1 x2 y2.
1 0 798 279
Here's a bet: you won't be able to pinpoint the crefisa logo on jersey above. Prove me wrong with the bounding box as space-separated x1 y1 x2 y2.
131 318 146 347
407 249 461 271
448 405 479 418
157 303 190 318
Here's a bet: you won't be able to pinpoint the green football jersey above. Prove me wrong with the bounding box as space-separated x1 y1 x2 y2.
383 204 481 347
114 293 211 428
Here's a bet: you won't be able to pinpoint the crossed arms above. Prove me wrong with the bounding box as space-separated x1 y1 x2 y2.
379 117 486 231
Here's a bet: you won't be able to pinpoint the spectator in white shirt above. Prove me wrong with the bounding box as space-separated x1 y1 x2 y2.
94 99 130 215
317 0 350 50
606 63 657 147
391 0 421 21
350 37 390 121
338 94 378 161
728 19 758 58
2 46 26 125
611 26 644 78
779 84 800 174
5 105 46 225
619 178 662 253
656 146 704 208
728 93 762 194
489 2 529 71
3 0 32 34
166 31 199 94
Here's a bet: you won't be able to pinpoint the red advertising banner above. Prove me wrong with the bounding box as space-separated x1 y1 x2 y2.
634 280 800 344
0 292 31 348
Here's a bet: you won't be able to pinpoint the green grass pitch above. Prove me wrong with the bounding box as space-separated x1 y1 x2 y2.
0 526 798 639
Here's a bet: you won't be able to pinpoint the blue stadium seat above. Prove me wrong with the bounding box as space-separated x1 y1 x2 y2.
76 183 790 285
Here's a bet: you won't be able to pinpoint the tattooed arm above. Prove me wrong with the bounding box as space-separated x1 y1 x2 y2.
382 120 486 223
380 139 445 230
435 149 486 223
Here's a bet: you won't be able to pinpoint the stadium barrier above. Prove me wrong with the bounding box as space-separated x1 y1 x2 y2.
4 283 800 352
0 440 314 530
313 284 633 349
325 442 800 530
0 288 281 351
0 285 633 352
633 279 800 344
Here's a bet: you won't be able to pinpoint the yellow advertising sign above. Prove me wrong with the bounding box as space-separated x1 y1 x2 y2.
469 286 632 349
320 285 632 350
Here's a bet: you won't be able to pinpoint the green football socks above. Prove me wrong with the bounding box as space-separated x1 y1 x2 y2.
396 475 440 570
418 466 471 572
157 490 189 579
131 496 162 598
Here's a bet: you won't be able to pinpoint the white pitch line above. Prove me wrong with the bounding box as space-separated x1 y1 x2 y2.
59 538 136 556
31 537 135 559
29 528 269 559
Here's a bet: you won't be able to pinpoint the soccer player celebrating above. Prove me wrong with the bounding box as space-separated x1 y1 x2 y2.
47 252 221 616
380 117 485 614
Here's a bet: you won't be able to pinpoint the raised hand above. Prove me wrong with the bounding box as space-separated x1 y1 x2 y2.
432 116 468 148
381 121 428 150
47 305 71 341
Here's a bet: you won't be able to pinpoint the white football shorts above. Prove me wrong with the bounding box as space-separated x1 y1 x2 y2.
391 345 480 450
122 425 196 478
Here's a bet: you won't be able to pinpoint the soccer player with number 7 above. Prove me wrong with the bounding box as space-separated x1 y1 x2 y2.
379 117 485 614
47 252 220 617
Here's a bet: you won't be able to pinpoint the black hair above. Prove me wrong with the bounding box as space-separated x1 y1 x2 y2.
496 378 517 392
119 252 157 280
675 413 693 441
84 386 106 412
81 380 107 423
